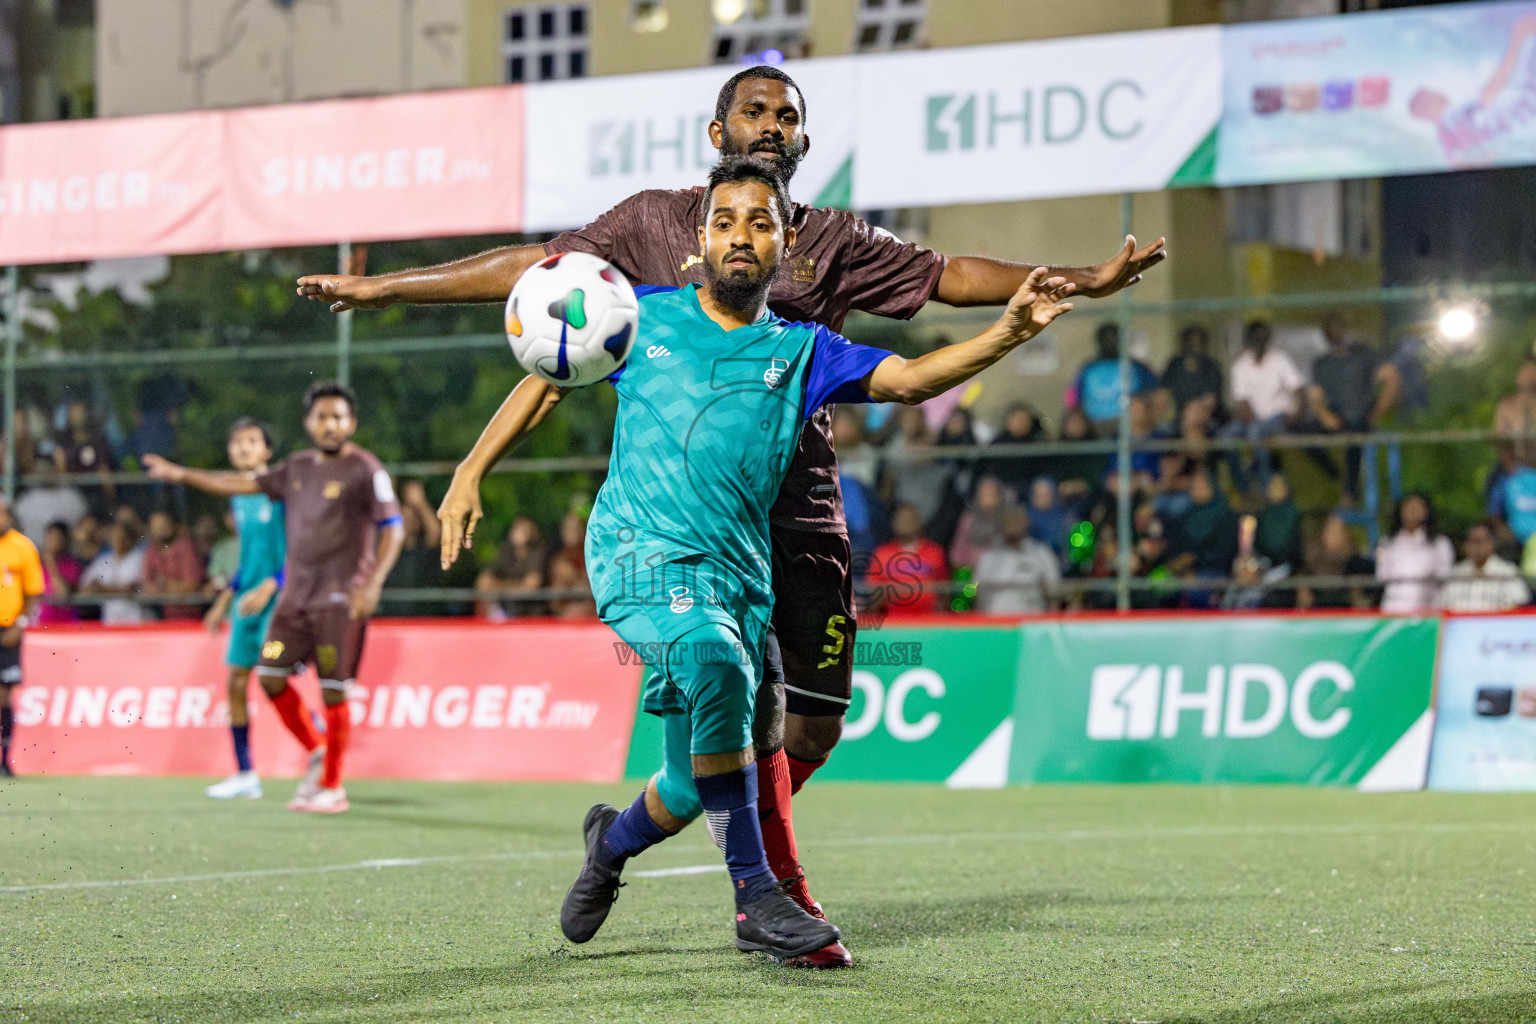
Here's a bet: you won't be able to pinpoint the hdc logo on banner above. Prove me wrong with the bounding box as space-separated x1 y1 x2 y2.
924 82 1147 153
1086 662 1353 741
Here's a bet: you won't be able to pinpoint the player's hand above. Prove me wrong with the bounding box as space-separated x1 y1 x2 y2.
0 626 20 648
295 275 391 314
438 471 484 570
202 604 223 634
348 582 382 621
1076 235 1167 298
998 267 1074 344
142 454 186 484
236 580 276 618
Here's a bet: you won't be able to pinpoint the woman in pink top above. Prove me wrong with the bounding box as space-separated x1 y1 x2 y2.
1376 493 1455 614
38 520 82 625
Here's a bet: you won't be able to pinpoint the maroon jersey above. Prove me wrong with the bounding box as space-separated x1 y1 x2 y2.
257 445 402 609
547 188 946 533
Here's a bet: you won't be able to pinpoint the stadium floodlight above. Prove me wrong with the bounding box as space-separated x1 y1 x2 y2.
713 0 746 23
1436 303 1479 347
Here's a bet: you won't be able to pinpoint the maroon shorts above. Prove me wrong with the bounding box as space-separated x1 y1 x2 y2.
769 527 855 717
257 601 369 688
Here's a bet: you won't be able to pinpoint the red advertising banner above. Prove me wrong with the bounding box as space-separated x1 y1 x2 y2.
0 87 524 264
8 621 638 782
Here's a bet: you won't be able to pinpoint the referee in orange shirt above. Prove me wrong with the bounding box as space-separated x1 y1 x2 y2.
0 495 43 775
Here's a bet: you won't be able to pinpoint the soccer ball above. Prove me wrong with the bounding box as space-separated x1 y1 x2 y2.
505 252 638 387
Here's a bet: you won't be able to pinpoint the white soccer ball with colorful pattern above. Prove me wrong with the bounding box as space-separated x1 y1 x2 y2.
505 252 638 387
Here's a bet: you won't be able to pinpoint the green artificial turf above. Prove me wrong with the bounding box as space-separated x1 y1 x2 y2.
2 777 1534 1023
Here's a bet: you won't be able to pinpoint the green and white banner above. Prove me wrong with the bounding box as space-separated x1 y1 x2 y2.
849 26 1221 210
1009 618 1439 789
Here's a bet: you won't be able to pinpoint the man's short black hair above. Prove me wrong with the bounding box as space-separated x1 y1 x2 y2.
228 416 275 450
303 380 356 415
714 65 806 125
701 155 793 230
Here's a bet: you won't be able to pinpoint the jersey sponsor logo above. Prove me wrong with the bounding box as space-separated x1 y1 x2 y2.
261 639 285 661
372 468 396 504
668 586 693 613
678 254 703 274
789 256 815 283
316 644 338 677
323 481 343 499
817 614 848 670
763 357 789 389
646 345 671 359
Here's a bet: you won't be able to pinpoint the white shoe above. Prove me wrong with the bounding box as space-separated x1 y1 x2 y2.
293 747 326 802
205 771 262 800
289 786 348 814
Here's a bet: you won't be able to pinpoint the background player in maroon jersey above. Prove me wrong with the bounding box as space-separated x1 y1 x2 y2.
147 382 404 815
296 66 1164 963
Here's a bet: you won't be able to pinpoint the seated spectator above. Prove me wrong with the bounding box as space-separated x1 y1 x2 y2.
881 407 954 532
1069 322 1158 434
189 513 221 566
1048 408 1108 504
974 506 1060 614
53 399 117 511
387 481 456 616
549 511 587 579
867 503 949 615
931 407 977 542
205 510 240 593
71 514 103 566
1306 312 1401 501
949 475 1017 571
38 521 82 625
1226 477 1303 610
1299 514 1376 610
1160 324 1225 426
476 516 548 618
986 403 1046 493
1439 520 1531 612
1026 477 1070 559
1255 475 1302 572
1220 320 1305 496
832 406 880 492
14 464 89 546
1105 395 1160 491
1376 492 1455 614
1501 461 1536 544
141 510 205 620
80 520 147 625
1167 470 1239 603
548 549 597 619
0 407 39 479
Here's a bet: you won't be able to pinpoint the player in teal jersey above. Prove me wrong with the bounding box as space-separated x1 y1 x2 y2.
559 157 1075 959
203 418 287 800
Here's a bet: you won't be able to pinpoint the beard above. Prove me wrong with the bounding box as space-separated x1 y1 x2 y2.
707 258 779 312
719 126 804 184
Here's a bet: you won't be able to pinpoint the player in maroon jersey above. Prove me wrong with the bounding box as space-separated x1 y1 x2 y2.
147 382 404 814
296 66 1163 962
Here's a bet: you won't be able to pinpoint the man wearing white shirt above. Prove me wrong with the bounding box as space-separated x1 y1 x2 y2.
974 508 1061 614
1437 520 1531 613
13 470 89 547
79 520 147 625
1221 320 1304 495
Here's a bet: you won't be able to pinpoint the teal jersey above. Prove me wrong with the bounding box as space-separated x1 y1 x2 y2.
586 285 887 641
230 491 285 593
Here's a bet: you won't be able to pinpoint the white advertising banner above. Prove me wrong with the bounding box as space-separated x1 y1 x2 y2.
1428 615 1536 792
851 26 1222 210
522 58 856 232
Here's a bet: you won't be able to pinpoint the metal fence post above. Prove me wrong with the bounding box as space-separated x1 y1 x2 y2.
3 266 18 502
1115 193 1134 611
336 242 353 387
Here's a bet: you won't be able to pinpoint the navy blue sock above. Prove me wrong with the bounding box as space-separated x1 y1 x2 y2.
598 791 669 869
231 725 253 773
694 764 777 906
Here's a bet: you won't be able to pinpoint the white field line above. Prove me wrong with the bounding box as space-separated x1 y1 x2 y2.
631 864 727 878
4 820 1534 895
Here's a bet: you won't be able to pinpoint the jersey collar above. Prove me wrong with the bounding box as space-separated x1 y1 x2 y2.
684 283 775 331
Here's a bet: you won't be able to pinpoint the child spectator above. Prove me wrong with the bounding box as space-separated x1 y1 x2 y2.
38 521 82 625
80 520 146 625
867 503 949 615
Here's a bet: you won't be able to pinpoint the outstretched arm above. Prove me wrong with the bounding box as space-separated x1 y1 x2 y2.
438 375 567 568
935 235 1165 305
296 244 550 313
143 455 261 497
867 268 1074 404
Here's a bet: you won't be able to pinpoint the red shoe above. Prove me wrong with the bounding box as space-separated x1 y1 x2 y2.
780 873 854 969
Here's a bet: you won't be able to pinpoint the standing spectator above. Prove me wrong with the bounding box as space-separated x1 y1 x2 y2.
949 475 1017 571
1026 477 1070 560
1438 520 1531 612
14 464 89 546
79 520 146 625
930 407 978 544
387 481 453 616
141 510 205 620
38 521 82 626
205 510 240 593
881 407 953 531
1376 492 1455 614
53 399 117 511
986 403 1047 494
867 503 949 615
0 407 38 479
1306 313 1401 501
1299 514 1376 610
475 516 548 618
1070 322 1158 433
1493 356 1536 484
1159 324 1225 425
1221 320 1305 495
974 506 1060 614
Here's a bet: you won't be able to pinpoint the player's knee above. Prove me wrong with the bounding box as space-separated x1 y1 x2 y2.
256 672 288 698
751 671 786 752
688 657 755 757
785 712 843 762
654 763 702 822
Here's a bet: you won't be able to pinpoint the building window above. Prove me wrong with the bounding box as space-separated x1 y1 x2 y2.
710 0 810 65
853 0 924 52
503 4 589 83
631 0 670 33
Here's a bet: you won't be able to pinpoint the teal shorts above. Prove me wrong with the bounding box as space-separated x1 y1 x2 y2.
225 607 275 669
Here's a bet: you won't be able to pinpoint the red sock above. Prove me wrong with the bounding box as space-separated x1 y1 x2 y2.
321 703 351 790
268 684 321 753
786 753 827 797
755 749 799 882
